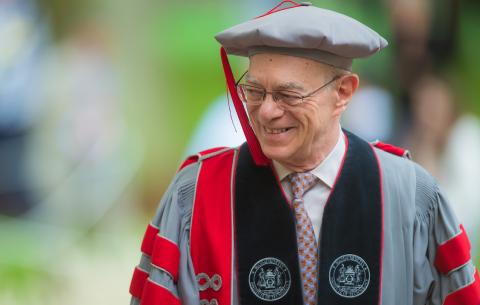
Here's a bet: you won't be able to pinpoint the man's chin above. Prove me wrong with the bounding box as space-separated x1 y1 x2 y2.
261 145 293 163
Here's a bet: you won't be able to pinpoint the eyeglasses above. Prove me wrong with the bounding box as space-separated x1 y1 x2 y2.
236 72 341 107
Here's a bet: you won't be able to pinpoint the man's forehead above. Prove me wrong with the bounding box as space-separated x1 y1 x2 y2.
246 53 332 87
248 53 334 73
249 52 322 65
245 73 306 91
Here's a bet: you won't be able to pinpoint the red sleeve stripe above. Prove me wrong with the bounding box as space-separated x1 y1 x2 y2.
129 267 149 299
140 224 159 257
435 225 471 275
139 279 181 305
444 269 480 305
151 235 180 282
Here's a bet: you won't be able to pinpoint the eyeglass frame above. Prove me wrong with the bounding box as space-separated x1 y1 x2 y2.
235 70 342 107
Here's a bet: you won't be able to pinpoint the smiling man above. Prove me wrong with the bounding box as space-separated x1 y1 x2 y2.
241 53 355 172
129 2 480 305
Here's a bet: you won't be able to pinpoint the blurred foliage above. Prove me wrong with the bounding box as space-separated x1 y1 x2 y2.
453 2 480 114
0 216 55 302
35 0 480 198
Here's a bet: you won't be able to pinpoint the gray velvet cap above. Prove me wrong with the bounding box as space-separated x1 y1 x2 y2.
215 2 388 70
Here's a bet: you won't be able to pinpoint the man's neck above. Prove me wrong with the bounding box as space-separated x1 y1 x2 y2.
278 126 342 173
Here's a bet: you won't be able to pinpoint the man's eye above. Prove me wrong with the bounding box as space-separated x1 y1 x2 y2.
245 88 264 100
276 92 300 104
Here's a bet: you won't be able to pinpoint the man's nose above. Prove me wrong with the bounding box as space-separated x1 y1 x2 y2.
258 93 284 120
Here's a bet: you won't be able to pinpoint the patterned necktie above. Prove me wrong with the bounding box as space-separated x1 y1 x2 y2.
288 172 319 305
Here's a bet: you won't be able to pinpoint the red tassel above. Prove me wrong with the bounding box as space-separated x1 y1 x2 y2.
255 0 303 19
220 47 269 166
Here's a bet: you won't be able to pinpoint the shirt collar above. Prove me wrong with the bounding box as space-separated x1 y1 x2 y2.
273 128 346 188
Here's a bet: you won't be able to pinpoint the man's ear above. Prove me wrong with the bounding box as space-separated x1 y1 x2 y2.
333 73 359 116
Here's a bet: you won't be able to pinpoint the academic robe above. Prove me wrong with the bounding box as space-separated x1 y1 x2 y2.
129 132 480 305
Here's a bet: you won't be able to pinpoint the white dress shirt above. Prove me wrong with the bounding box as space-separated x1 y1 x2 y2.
273 129 346 241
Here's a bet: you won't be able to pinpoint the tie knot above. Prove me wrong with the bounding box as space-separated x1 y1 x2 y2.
288 172 318 200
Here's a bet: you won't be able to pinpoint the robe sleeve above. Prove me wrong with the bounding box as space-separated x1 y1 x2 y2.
413 165 480 305
129 162 201 305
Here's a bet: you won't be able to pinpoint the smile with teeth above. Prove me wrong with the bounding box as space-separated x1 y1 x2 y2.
264 127 292 134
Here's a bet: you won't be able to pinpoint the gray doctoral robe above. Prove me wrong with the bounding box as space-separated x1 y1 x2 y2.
130 146 478 305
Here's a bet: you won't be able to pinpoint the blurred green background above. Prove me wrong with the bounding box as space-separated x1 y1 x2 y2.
0 0 479 304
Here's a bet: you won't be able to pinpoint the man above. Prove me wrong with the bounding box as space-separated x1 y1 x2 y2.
129 2 480 305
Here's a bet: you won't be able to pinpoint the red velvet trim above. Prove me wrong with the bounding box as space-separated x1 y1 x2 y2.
140 279 181 305
255 0 302 19
444 269 480 305
140 224 159 257
190 149 236 304
178 147 228 172
373 141 408 157
129 267 149 299
370 142 385 305
435 225 471 275
178 156 198 172
220 47 269 166
151 235 180 282
198 146 228 156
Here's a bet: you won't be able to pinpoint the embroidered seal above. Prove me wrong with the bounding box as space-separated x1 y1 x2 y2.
248 257 291 301
329 254 370 298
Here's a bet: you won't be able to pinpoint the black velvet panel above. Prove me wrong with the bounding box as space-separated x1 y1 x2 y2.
317 131 382 305
235 143 304 305
234 130 382 305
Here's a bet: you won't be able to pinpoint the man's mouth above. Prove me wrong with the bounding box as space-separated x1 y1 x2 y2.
264 127 293 134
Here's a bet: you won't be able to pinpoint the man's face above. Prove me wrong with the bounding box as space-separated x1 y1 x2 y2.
246 53 341 168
